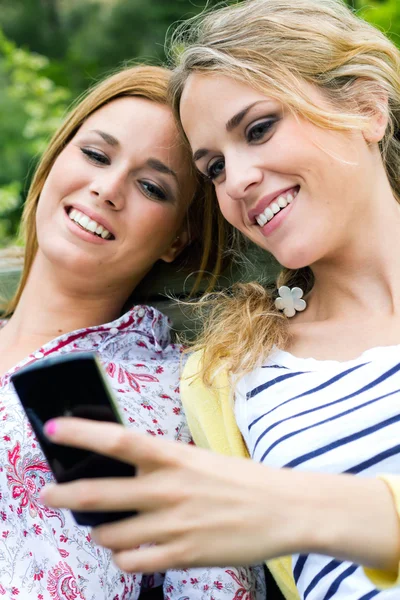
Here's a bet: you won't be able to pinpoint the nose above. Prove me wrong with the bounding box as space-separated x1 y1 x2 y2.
89 168 126 210
224 151 262 202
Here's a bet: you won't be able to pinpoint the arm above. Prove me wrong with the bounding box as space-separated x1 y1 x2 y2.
181 352 400 585
39 418 400 580
362 474 400 588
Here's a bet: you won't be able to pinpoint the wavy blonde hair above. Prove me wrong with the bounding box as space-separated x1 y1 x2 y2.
4 65 233 317
168 0 400 383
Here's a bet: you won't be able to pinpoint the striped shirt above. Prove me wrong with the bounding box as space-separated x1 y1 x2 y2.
235 344 400 599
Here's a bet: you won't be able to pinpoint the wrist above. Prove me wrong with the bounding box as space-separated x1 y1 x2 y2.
279 470 400 572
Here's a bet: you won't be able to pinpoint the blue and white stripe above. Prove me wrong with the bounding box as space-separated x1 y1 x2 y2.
235 345 400 599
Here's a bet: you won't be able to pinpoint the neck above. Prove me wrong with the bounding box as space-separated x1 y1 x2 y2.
308 191 400 322
5 253 135 345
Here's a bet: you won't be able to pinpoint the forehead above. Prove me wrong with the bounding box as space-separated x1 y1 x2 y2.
81 96 178 149
182 73 270 110
180 74 275 138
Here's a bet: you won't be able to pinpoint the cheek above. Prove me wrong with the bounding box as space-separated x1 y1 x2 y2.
42 150 90 205
215 189 242 227
38 170 76 213
127 202 183 242
35 177 58 231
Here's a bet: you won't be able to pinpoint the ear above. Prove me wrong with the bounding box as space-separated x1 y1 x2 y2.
362 95 389 144
159 228 190 264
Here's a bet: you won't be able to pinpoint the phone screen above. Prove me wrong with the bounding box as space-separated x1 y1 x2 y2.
11 352 137 526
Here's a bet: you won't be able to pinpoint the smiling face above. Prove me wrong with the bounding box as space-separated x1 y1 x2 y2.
36 96 193 292
180 74 384 270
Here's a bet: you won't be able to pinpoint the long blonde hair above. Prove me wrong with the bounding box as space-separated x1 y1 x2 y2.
5 65 232 316
168 0 400 383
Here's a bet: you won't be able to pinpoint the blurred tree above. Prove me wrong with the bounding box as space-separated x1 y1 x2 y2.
0 0 67 58
0 30 70 246
0 0 223 93
62 0 224 92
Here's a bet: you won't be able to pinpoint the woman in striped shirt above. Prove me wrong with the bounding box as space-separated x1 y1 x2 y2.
173 0 400 596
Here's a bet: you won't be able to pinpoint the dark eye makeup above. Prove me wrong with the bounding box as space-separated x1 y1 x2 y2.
246 116 279 143
140 181 168 202
80 147 110 166
206 158 225 181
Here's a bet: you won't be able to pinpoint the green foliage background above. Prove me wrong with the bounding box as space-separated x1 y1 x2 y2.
0 0 399 247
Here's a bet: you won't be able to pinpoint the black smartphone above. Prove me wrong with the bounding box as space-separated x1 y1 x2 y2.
10 352 137 527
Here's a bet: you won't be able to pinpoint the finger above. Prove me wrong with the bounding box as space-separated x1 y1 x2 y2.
41 478 150 513
92 507 186 551
44 417 181 468
40 466 185 513
112 542 195 574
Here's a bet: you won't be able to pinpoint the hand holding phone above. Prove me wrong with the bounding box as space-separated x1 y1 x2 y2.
11 352 137 527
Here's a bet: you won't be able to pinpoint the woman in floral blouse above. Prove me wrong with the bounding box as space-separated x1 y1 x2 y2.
0 64 265 599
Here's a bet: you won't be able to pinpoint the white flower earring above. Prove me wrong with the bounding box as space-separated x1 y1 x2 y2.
275 286 307 317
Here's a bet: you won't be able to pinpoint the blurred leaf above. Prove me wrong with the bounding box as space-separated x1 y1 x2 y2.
0 182 21 213
0 28 70 246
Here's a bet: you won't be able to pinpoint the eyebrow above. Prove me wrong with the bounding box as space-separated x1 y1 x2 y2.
226 101 263 132
192 100 267 163
193 148 209 163
91 130 119 147
146 158 178 182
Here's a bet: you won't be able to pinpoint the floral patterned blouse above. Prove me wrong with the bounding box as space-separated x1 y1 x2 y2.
0 305 266 600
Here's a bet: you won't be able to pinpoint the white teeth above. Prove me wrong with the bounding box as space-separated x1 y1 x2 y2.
277 195 288 208
271 202 280 214
255 188 298 227
79 215 89 228
265 207 274 221
87 219 97 233
258 213 267 226
68 209 112 239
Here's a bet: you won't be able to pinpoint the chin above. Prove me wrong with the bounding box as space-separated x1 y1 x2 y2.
273 246 316 271
40 238 101 277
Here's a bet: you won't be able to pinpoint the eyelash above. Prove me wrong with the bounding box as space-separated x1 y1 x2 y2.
81 147 110 165
246 117 277 143
140 181 168 202
206 159 225 182
81 148 168 202
205 116 278 181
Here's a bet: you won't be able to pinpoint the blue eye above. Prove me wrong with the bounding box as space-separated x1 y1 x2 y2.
81 148 110 165
207 158 225 181
140 181 167 201
247 118 277 143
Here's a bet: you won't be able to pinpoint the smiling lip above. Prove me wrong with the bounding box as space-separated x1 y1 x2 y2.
65 203 115 238
65 212 112 245
248 186 299 223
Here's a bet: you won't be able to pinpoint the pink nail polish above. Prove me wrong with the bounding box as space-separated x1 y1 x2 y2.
44 419 58 437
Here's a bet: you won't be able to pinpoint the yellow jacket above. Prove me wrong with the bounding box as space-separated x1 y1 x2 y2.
181 352 299 600
181 352 400 597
